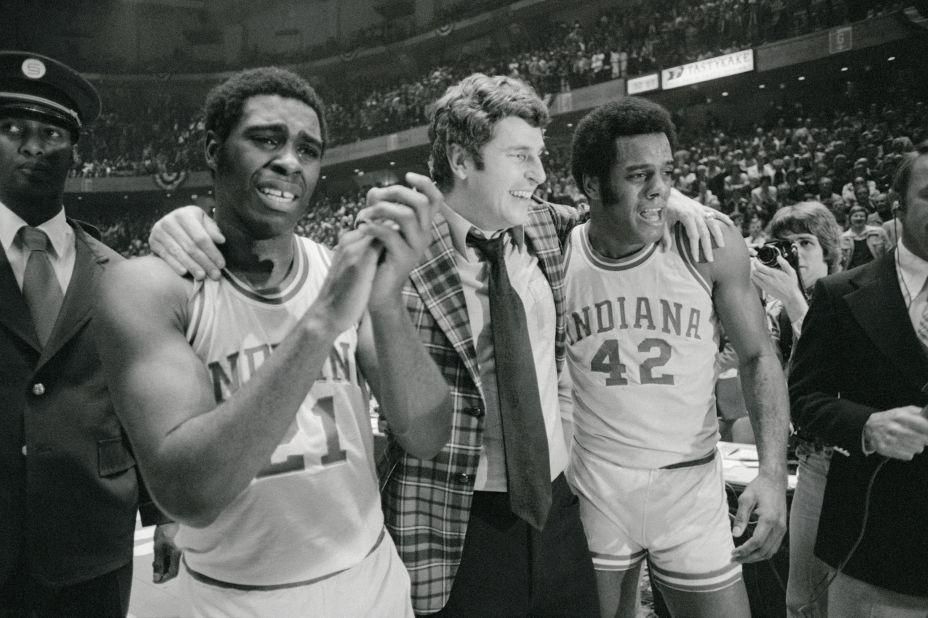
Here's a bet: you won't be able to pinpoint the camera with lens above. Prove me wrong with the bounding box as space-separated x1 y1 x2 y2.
755 240 796 269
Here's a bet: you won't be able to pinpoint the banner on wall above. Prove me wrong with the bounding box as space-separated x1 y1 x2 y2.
661 50 754 90
627 73 659 95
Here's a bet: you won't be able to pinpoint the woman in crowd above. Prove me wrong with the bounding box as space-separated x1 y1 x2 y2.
840 203 889 270
750 201 843 618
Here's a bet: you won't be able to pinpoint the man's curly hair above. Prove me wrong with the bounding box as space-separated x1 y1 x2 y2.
203 66 327 150
428 74 548 192
571 97 677 198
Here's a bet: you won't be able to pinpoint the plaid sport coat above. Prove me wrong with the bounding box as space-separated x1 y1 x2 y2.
378 200 579 614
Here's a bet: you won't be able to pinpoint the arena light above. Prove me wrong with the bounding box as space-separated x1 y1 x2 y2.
888 56 896 61
721 91 728 97
567 123 573 128
841 66 849 72
758 84 765 89
322 175 327 180
389 161 395 166
797 76 805 81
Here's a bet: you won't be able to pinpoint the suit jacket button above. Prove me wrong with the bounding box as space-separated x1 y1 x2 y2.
466 406 484 418
454 473 471 485
32 383 45 396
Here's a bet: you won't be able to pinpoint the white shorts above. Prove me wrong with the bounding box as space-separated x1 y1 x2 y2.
181 530 413 618
569 448 742 593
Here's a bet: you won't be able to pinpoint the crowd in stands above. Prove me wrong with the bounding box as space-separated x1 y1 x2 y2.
72 88 203 178
69 0 902 178
89 69 924 262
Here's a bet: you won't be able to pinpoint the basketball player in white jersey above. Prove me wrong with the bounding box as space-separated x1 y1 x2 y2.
93 68 451 616
563 98 789 617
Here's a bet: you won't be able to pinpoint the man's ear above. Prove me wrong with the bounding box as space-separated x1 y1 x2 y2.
204 130 221 171
447 143 470 182
583 174 601 202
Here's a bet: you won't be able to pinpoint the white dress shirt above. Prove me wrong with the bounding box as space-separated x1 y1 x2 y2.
0 201 75 293
442 204 568 491
895 239 928 346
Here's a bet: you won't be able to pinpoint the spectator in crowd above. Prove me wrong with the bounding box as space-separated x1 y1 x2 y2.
840 204 889 269
750 175 779 218
788 143 928 616
745 213 769 250
816 176 846 220
749 200 843 617
868 191 893 226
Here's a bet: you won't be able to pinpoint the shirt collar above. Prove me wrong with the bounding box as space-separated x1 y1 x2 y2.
0 200 70 259
896 239 928 305
441 202 525 260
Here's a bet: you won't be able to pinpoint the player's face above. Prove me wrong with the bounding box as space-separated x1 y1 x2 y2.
461 116 546 231
594 132 673 255
779 232 827 287
900 154 928 262
0 114 73 220
209 94 323 239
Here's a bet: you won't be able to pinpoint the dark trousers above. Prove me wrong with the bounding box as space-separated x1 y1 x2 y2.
434 473 597 617
0 559 132 618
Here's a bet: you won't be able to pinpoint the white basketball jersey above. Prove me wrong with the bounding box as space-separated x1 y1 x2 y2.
176 236 383 587
564 222 720 469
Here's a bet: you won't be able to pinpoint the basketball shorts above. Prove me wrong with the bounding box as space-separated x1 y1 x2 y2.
568 448 742 593
181 529 413 617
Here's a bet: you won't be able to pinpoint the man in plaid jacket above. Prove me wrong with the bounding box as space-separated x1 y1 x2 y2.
377 74 725 616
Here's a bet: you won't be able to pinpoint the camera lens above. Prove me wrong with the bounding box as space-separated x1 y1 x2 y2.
755 245 780 267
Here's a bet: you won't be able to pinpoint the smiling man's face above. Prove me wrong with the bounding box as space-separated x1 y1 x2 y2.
208 94 323 240
455 116 547 232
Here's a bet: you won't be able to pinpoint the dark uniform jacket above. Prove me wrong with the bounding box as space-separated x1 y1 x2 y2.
0 220 161 587
789 252 928 597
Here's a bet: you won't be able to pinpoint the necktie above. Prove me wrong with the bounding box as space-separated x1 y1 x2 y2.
20 227 64 346
468 232 552 530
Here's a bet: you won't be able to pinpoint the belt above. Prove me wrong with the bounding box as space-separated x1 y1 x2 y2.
184 527 387 591
660 450 717 470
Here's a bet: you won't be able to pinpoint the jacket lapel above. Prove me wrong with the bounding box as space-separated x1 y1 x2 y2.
0 240 40 351
845 253 928 392
408 213 482 392
37 223 108 367
523 204 566 371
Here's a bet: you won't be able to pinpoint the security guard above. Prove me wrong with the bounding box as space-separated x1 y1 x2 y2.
0 51 173 617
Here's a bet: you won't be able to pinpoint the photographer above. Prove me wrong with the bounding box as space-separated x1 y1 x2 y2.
750 201 843 617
